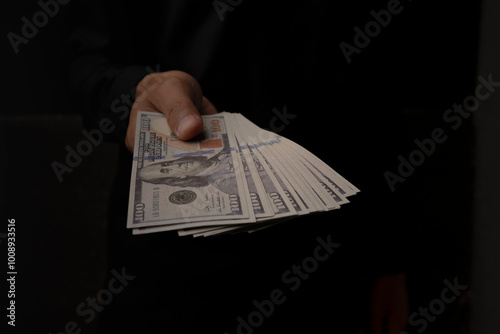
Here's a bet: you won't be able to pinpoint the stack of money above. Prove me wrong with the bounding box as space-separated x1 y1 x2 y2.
127 111 359 237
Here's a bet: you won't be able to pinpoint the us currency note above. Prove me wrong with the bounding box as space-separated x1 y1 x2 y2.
268 137 349 205
280 136 360 196
231 114 302 218
177 114 299 237
128 111 359 236
234 114 323 212
127 111 254 230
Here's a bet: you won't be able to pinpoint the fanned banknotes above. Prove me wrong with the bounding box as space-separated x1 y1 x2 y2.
127 111 359 237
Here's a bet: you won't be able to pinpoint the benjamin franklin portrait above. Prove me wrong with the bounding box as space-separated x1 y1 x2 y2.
139 149 238 194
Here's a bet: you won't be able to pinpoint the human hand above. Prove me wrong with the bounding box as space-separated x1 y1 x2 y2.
125 70 218 152
358 273 410 334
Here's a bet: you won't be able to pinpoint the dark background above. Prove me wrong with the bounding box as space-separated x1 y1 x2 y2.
1 0 497 333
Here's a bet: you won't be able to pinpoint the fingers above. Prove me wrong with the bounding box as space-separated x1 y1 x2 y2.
156 85 218 140
126 71 219 152
386 300 409 334
369 311 384 334
359 273 409 334
387 314 409 334
200 96 218 115
147 73 204 141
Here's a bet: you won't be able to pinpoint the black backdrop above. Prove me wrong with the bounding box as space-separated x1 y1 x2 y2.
1 0 480 333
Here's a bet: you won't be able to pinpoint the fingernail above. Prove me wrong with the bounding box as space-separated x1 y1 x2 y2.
176 114 199 137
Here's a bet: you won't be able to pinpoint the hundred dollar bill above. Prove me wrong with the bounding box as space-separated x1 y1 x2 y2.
279 136 360 196
176 114 297 237
267 136 349 205
234 114 324 212
235 113 357 199
129 111 359 237
127 111 254 230
192 140 298 236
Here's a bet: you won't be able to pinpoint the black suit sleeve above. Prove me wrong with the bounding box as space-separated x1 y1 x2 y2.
64 0 152 142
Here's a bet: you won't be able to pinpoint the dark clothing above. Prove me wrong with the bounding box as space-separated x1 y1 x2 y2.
104 145 375 333
65 0 411 332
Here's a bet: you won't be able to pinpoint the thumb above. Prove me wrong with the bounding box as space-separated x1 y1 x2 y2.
143 71 205 141
169 101 204 141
